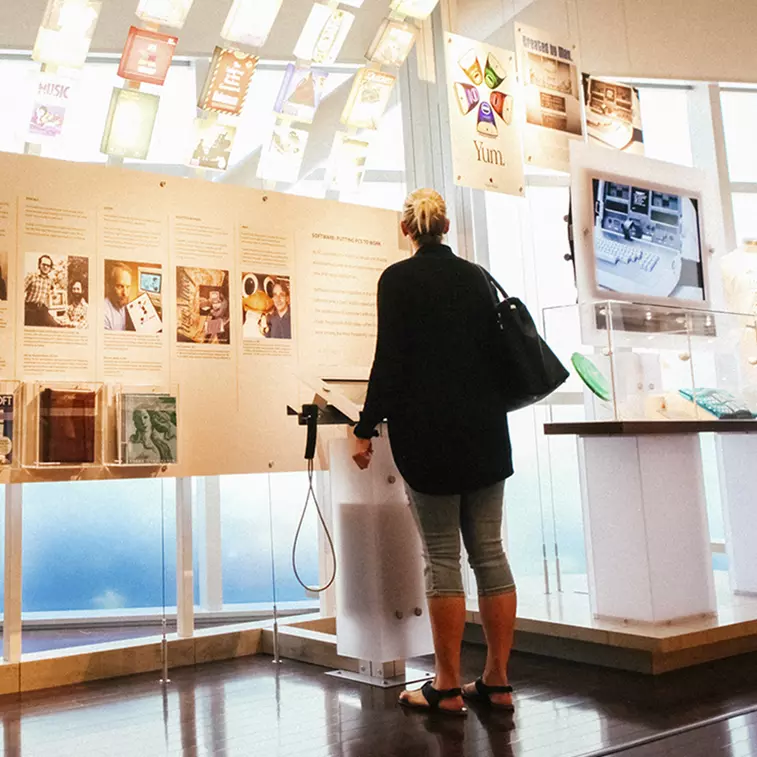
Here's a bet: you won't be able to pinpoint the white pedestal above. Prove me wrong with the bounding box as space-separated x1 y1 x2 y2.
579 434 716 623
716 432 757 595
329 433 433 664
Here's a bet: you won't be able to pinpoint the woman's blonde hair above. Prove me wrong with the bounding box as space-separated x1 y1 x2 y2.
402 188 448 243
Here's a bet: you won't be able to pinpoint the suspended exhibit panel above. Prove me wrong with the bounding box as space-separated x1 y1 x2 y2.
198 47 259 116
28 74 75 143
117 26 178 87
0 153 406 485
221 0 284 48
293 4 355 65
100 88 161 160
445 33 524 196
135 0 195 30
515 23 584 172
582 74 644 155
32 0 102 69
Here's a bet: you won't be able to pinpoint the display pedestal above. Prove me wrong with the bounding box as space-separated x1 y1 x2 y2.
716 432 757 595
544 422 720 624
327 432 433 687
579 432 715 623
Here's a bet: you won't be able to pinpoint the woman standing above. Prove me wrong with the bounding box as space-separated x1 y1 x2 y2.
352 188 517 716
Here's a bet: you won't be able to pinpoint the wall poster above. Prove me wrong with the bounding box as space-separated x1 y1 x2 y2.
445 33 524 196
515 24 583 172
0 153 406 482
582 74 644 155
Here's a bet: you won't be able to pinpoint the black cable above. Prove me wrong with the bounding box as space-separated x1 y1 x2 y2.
291 458 337 593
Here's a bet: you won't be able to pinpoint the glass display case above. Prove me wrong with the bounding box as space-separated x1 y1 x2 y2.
542 300 757 425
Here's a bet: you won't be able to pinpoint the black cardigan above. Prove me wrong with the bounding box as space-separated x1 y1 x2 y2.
354 243 513 495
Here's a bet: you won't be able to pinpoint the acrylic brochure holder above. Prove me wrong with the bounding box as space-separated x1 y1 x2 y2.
107 384 180 469
0 380 21 473
25 381 104 470
328 431 433 686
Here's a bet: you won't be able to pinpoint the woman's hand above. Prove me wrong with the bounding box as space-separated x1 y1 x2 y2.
352 435 373 470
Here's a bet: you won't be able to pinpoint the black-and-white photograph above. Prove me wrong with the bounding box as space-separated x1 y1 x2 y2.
24 252 89 328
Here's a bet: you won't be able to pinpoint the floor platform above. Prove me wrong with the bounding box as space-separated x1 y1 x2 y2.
2 570 757 695
4 644 757 757
491 572 757 674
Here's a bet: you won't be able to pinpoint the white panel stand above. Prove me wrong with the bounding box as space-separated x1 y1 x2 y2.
716 433 757 595
579 434 716 623
176 478 195 639
326 432 433 688
3 484 22 664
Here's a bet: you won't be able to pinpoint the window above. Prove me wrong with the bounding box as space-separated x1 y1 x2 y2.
721 90 757 184
637 86 693 166
220 472 319 608
22 479 174 615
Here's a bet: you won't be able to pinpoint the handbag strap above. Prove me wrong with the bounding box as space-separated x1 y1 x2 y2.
476 264 510 303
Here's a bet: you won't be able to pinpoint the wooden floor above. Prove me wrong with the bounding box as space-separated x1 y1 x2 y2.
3 644 757 757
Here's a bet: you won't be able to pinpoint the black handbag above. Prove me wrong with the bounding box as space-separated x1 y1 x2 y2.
478 266 569 412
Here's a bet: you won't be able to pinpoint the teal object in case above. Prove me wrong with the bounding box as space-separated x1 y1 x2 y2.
678 388 756 420
571 353 612 402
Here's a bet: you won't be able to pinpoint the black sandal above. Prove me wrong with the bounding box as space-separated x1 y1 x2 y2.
462 678 515 711
398 681 468 716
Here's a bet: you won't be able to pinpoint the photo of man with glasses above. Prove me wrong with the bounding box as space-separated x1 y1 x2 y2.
24 254 61 327
23 253 89 328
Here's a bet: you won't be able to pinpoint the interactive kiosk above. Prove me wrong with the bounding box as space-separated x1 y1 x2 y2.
290 376 433 686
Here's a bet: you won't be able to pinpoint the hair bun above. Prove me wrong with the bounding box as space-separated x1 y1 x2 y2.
403 188 448 242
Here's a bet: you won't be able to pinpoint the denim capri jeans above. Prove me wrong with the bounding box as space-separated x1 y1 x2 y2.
405 480 516 598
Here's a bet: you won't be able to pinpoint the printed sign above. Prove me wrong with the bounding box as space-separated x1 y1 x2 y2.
583 74 644 155
444 33 524 196
198 47 258 116
29 74 74 139
118 26 178 86
516 24 583 172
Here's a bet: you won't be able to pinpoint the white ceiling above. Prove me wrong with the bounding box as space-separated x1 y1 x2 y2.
0 0 392 62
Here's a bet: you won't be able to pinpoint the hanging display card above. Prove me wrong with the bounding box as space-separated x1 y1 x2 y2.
516 24 583 172
445 33 524 197
28 74 74 141
582 74 644 155
118 26 178 87
198 47 258 116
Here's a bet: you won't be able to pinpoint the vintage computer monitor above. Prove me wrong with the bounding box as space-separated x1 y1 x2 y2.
138 267 162 305
570 142 715 343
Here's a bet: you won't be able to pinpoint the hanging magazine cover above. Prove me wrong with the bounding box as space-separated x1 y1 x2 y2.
274 64 328 124
119 393 178 465
341 68 396 130
0 393 14 465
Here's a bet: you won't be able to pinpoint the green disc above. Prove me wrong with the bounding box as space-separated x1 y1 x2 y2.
571 352 612 402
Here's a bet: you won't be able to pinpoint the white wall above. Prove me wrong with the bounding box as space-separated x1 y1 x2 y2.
457 0 757 83
0 0 388 62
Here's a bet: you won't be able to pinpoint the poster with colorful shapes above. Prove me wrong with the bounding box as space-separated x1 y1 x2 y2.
444 33 524 197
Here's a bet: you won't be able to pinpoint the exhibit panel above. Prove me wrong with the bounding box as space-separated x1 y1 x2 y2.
0 152 406 482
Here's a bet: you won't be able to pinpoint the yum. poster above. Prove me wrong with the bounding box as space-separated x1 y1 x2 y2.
444 33 524 198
